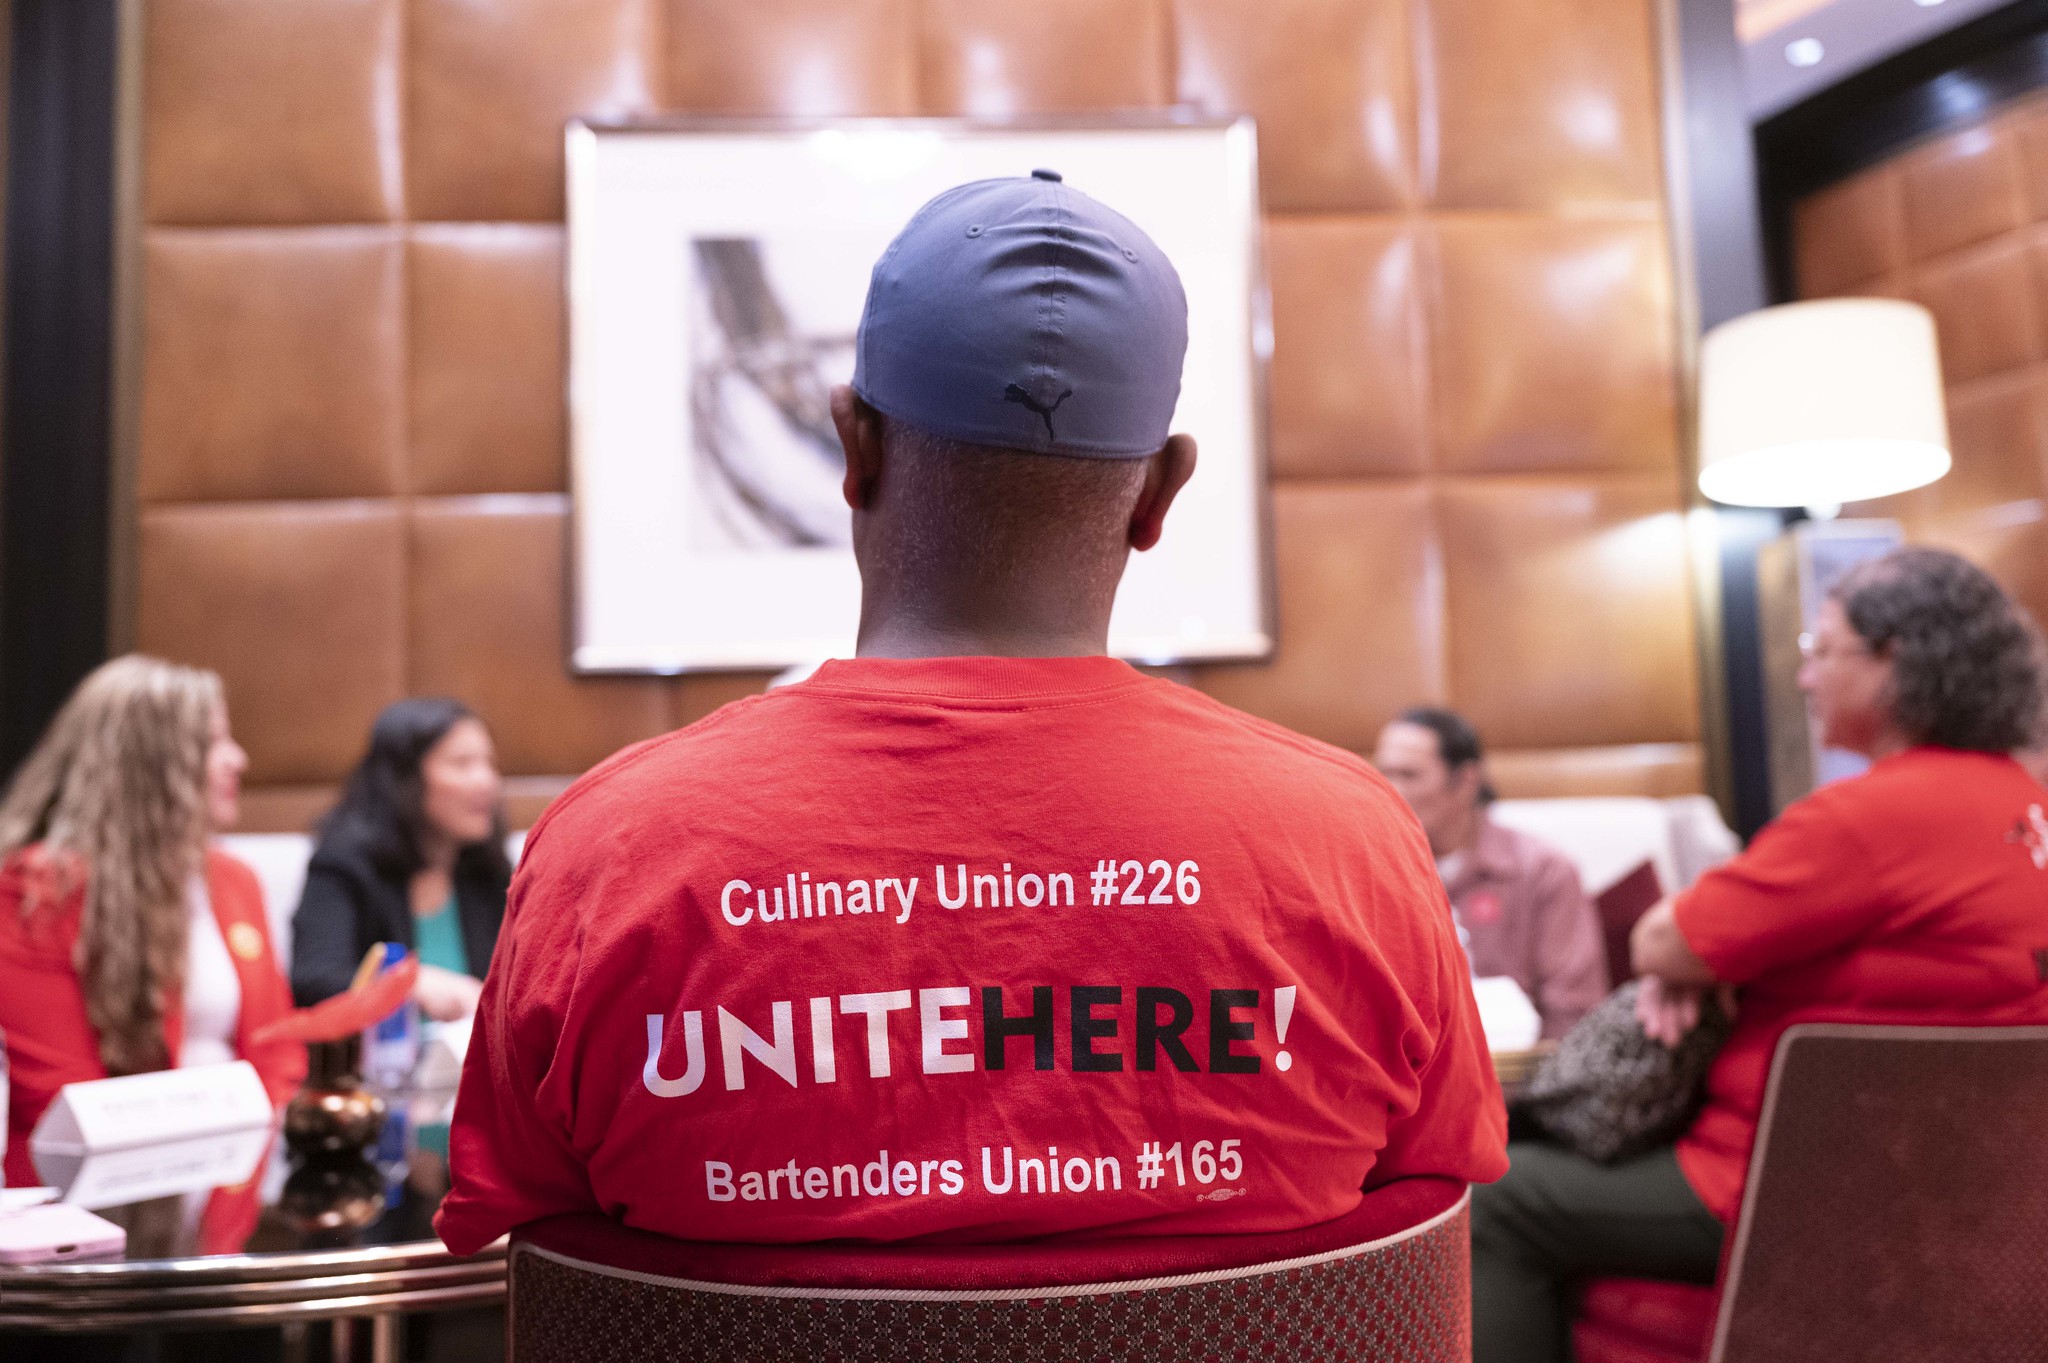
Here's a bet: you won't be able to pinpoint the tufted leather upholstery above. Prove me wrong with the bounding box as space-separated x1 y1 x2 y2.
134 0 1701 827
508 1178 1471 1363
1795 90 2048 628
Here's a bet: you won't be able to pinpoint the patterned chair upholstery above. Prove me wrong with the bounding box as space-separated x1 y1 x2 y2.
1706 1023 2048 1363
509 1176 1470 1363
1576 1022 2048 1363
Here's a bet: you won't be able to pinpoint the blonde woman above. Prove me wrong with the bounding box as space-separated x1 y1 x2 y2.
0 656 304 1188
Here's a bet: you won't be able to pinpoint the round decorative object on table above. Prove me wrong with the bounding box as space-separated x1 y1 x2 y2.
284 1037 388 1157
280 1153 387 1237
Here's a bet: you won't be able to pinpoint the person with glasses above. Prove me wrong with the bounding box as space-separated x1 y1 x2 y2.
1472 547 2048 1363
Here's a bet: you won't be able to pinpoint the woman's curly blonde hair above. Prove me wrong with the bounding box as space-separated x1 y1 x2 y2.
0 655 222 1076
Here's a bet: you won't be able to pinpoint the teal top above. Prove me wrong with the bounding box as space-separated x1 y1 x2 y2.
413 895 467 1161
413 896 469 977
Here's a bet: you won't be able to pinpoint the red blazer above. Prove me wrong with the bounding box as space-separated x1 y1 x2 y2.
0 845 307 1192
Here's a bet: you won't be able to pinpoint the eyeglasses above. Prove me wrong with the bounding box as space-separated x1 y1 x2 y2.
1797 632 1871 663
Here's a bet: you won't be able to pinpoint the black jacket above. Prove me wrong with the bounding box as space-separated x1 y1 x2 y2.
290 838 508 1007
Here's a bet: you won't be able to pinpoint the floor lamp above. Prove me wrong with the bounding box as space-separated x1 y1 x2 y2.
1697 298 1951 813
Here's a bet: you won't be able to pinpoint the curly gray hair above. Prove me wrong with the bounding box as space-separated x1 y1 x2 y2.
1830 547 2046 753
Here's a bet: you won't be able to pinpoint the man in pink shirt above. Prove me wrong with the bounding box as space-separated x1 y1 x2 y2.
1375 707 1608 1039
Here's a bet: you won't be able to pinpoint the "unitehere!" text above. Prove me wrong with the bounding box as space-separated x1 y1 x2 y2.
644 984 1302 1097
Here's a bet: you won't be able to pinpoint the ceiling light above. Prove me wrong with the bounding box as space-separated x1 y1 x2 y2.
1785 37 1825 66
1913 0 1948 7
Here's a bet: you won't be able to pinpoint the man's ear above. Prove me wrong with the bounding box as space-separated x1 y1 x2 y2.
832 385 886 512
1128 433 1197 552
1447 761 1484 808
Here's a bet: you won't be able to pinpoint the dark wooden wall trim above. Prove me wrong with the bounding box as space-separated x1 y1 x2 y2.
1757 0 2048 299
0 0 118 771
1673 0 1785 839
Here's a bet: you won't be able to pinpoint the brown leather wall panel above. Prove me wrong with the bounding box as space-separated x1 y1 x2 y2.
1266 219 1427 478
240 777 609 834
408 225 567 495
1438 475 1699 750
1418 0 1662 210
1426 218 1679 474
1798 89 2048 637
1933 520 2048 627
1898 122 2029 263
1172 0 1416 212
407 0 657 222
1930 370 2048 516
140 228 404 503
1911 237 2040 385
1197 482 1444 752
409 499 672 772
663 0 917 115
132 0 1705 825
2028 229 2048 349
143 0 402 226
917 0 1170 117
1793 166 1903 296
2008 101 2048 219
238 787 356 837
137 503 405 784
1488 743 1704 799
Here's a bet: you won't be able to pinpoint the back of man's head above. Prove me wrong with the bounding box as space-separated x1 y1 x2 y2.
831 171 1195 650
864 416 1150 592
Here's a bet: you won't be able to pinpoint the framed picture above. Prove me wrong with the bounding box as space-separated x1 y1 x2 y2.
566 116 1270 673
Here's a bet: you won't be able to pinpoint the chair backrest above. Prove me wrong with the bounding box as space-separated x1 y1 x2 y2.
1489 796 1738 989
509 1176 1470 1363
1710 1024 2048 1363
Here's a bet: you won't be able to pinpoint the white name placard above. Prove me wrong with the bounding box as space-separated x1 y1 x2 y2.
37 1125 272 1210
30 1061 272 1157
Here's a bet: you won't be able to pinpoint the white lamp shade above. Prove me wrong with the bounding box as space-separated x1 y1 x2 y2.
1697 298 1950 508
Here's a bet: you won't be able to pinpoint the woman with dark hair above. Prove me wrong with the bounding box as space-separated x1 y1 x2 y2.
291 698 510 1018
1472 547 2048 1363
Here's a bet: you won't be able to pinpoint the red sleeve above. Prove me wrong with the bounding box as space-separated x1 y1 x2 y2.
435 838 600 1254
1367 910 1510 1189
1672 789 1883 985
0 886 101 1187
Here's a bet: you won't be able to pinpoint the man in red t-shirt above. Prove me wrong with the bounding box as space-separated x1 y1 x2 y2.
1471 547 2048 1363
435 171 1506 1255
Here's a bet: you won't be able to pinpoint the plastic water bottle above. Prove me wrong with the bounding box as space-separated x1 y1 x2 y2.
361 943 421 1092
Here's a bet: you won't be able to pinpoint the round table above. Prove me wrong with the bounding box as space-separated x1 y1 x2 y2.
0 1085 503 1362
5 1053 1550 1357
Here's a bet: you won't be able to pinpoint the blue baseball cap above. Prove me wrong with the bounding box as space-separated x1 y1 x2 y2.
851 169 1189 459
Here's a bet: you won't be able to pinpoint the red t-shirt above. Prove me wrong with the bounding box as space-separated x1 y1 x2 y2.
1674 747 2048 1221
436 656 1506 1254
0 847 305 1192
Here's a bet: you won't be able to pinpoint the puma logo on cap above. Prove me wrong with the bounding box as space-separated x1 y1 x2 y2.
1004 384 1074 441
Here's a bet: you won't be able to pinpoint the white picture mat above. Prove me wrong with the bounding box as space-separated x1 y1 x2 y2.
568 120 1270 673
